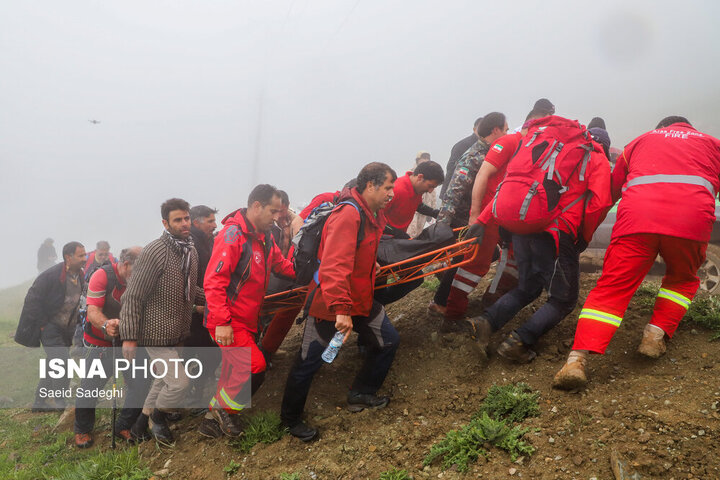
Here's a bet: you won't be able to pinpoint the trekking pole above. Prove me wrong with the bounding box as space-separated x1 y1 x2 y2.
111 342 117 450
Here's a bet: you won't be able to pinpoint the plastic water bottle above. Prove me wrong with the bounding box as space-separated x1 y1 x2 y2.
321 331 345 363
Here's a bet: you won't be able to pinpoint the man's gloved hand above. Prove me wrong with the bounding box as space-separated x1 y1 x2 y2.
575 237 588 253
465 223 485 244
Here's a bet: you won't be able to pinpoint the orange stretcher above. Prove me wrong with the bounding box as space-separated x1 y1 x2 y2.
260 229 480 316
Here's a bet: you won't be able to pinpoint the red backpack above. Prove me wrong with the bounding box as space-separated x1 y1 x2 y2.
491 116 596 234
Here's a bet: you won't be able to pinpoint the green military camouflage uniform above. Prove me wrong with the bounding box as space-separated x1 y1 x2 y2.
437 138 491 227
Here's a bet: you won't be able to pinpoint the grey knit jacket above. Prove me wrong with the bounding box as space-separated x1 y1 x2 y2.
119 233 204 346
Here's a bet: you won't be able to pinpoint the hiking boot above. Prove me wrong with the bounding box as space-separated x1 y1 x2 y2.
114 428 135 444
74 432 93 449
637 324 666 359
465 315 493 356
149 410 175 447
347 391 390 413
211 408 243 437
427 302 447 318
553 356 588 390
198 417 224 439
130 415 152 443
496 332 537 364
285 421 318 442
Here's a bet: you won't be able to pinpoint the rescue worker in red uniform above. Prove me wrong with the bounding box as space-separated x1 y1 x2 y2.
443 110 547 324
201 184 295 437
554 116 720 389
382 160 444 238
467 116 613 362
280 163 400 442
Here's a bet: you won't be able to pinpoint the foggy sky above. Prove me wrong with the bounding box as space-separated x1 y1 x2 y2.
1 0 719 288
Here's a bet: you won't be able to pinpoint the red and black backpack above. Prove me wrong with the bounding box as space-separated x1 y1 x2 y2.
491 116 596 234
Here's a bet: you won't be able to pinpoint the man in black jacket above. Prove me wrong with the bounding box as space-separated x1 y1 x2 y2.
439 116 483 201
15 241 87 410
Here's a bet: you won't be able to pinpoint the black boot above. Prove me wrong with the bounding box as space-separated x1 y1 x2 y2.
347 391 390 412
130 413 152 443
149 410 175 446
284 421 318 442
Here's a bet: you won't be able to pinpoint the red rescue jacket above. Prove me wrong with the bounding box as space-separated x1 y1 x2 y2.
204 209 294 333
611 122 720 243
383 172 423 231
308 187 385 321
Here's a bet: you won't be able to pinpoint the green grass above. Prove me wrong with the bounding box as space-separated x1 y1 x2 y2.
0 409 150 480
379 467 411 479
423 383 539 472
474 382 540 424
229 411 287 453
44 448 151 480
685 294 720 340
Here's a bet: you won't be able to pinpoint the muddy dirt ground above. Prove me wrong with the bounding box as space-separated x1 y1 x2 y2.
122 272 720 480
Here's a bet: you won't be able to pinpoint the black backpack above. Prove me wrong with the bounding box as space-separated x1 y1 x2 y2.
292 199 365 286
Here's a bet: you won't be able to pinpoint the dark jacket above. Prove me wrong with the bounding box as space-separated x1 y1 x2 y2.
190 225 213 288
15 263 85 347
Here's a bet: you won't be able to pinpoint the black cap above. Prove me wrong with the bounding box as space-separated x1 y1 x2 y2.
533 98 555 115
589 127 611 158
588 117 606 130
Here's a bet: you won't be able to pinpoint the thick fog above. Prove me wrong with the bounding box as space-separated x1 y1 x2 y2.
1 0 719 288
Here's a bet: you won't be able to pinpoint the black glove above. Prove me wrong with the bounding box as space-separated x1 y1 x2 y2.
575 237 588 253
465 223 485 244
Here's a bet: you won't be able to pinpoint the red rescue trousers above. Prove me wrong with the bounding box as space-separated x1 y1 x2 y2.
210 328 266 413
445 224 516 318
572 233 707 354
261 307 301 354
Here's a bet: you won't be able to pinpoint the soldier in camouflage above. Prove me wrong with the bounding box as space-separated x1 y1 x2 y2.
430 112 509 330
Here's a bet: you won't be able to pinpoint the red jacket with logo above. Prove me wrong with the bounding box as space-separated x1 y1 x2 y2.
308 187 385 321
610 122 720 242
204 209 294 333
383 172 423 231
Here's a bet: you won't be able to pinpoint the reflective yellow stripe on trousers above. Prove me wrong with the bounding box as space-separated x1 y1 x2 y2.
657 288 692 310
579 308 622 327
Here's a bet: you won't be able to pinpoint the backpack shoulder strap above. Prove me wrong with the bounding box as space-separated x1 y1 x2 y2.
337 199 366 244
101 264 118 295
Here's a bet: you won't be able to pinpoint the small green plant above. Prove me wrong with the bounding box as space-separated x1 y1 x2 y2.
424 383 539 472
475 382 540 424
279 473 301 480
424 412 534 472
686 294 720 340
230 411 287 453
379 467 411 480
224 459 241 476
421 276 440 291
